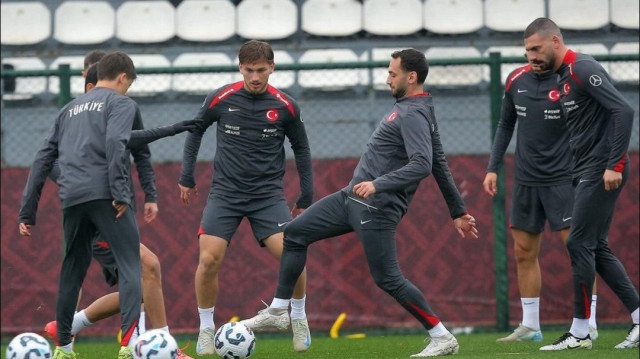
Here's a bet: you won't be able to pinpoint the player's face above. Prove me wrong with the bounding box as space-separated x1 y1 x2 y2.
386 57 409 99
239 61 274 94
524 33 557 74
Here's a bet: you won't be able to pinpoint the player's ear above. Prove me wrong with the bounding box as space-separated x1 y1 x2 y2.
85 83 95 93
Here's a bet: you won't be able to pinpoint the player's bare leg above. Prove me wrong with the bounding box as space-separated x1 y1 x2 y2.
195 234 228 355
140 244 166 329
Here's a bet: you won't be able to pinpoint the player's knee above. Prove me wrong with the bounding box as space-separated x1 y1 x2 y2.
141 251 161 280
513 243 537 262
198 250 223 272
283 235 307 252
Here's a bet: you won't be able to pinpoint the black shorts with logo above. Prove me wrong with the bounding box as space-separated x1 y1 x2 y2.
510 182 573 233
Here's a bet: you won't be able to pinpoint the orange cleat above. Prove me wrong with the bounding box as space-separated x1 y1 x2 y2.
44 321 75 346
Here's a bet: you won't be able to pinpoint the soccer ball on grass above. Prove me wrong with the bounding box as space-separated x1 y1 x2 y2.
215 322 256 359
134 329 178 359
6 332 52 358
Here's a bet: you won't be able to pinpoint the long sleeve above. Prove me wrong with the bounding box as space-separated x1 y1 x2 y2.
285 105 314 208
487 92 517 173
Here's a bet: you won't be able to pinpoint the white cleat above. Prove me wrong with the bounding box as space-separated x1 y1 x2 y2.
410 333 459 357
614 324 639 349
196 327 215 355
589 326 599 341
496 323 543 342
240 303 290 331
539 332 592 351
292 318 311 352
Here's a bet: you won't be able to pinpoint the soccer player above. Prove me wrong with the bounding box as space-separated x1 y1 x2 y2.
240 49 478 357
178 40 314 355
520 18 639 351
483 52 598 341
42 63 196 359
19 51 142 359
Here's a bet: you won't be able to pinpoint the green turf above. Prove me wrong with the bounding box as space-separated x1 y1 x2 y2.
2 329 638 358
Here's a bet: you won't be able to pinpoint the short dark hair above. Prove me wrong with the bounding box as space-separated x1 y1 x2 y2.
238 40 274 65
524 17 562 39
83 50 106 70
97 51 136 82
84 63 98 92
391 49 429 84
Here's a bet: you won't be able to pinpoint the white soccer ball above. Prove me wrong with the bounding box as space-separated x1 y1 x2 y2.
214 322 256 359
134 329 178 359
5 332 52 359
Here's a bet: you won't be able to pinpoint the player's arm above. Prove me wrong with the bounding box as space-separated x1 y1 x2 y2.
127 119 199 148
19 116 60 230
484 90 517 196
130 109 159 223
283 102 314 210
372 110 433 193
106 97 137 208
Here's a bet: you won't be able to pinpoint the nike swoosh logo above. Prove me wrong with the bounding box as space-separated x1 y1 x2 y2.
304 334 311 347
579 179 591 184
562 217 572 222
278 222 290 227
228 108 241 112
523 301 535 305
360 220 371 225
517 89 527 93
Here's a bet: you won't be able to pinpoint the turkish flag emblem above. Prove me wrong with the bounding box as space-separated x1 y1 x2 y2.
266 109 279 122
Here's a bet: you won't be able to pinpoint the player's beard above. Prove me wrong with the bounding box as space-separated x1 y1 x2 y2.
392 85 407 99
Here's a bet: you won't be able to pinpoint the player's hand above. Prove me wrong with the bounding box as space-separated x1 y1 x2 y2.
603 169 623 191
179 184 198 205
291 204 305 218
483 172 498 197
453 214 478 239
172 119 199 134
112 201 128 218
19 223 32 237
353 181 376 199
143 202 159 224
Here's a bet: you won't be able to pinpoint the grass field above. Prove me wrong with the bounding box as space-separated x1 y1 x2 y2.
2 329 638 358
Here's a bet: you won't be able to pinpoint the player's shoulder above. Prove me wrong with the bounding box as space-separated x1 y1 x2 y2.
572 52 607 78
204 81 244 109
266 84 299 117
505 64 533 91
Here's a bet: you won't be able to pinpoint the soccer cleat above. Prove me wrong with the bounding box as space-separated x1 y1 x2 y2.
196 327 216 355
117 345 134 359
589 326 599 341
52 347 77 359
410 333 459 357
45 321 75 347
291 318 311 352
496 323 542 342
240 304 290 331
539 332 592 351
614 324 639 349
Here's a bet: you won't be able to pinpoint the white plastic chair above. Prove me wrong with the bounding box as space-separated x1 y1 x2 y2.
116 1 175 43
363 0 422 36
483 46 527 84
54 1 115 45
298 49 365 90
423 0 483 34
0 2 51 45
236 0 297 40
566 43 610 72
549 0 609 30
48 56 86 96
1 57 47 100
611 0 640 29
424 47 484 86
302 0 362 36
175 0 235 42
610 42 639 82
173 52 234 94
484 0 545 32
128 54 172 96
370 48 403 90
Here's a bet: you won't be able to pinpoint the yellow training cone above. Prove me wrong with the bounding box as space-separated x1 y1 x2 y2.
330 312 347 339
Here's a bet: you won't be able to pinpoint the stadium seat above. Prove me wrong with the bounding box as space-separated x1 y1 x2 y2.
424 47 484 86
0 2 51 45
611 0 640 29
116 1 175 43
236 0 297 40
484 0 545 32
128 54 172 96
609 42 639 82
302 0 363 37
1 57 47 100
298 49 366 90
363 0 422 36
371 47 403 90
172 52 234 95
483 46 527 84
175 0 235 42
423 0 483 34
549 0 609 30
48 56 86 96
53 1 115 45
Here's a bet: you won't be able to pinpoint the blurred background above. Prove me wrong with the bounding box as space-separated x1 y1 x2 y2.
1 0 638 338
